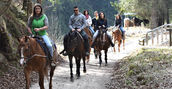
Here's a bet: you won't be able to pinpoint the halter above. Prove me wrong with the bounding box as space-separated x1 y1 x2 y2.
20 38 47 66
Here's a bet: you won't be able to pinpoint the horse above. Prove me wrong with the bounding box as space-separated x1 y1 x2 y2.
94 27 110 67
66 30 87 81
18 36 57 89
83 27 93 62
112 27 125 52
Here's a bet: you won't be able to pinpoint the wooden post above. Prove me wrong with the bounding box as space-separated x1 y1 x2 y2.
157 30 159 45
152 32 154 45
161 29 163 43
166 29 172 46
146 34 148 45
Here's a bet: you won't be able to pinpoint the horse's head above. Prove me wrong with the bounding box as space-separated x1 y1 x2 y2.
67 31 82 54
98 27 107 37
18 36 33 66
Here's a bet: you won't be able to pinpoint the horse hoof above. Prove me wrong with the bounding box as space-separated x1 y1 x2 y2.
83 70 86 73
105 63 108 66
70 77 74 82
77 76 80 79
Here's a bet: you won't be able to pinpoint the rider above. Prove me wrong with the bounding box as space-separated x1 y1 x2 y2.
60 6 90 56
91 12 114 47
83 10 95 34
115 14 125 39
92 11 99 32
27 3 55 65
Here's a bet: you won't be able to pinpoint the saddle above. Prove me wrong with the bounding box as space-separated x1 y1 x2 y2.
33 36 56 60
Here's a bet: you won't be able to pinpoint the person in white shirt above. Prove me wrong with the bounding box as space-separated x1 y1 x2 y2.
83 10 95 34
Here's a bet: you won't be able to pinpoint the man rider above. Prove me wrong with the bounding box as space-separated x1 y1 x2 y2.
60 6 90 56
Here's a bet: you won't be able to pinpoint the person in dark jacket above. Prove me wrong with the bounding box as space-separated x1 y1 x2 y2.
115 14 125 39
91 12 114 47
92 11 99 32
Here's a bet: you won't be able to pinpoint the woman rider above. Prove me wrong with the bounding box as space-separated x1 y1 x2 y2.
115 14 125 39
91 12 114 47
27 3 54 64
83 10 95 34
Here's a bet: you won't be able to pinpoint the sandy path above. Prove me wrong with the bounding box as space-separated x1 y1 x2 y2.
31 28 146 89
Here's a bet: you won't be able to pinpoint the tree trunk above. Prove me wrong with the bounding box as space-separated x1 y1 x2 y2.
166 7 170 24
150 0 159 29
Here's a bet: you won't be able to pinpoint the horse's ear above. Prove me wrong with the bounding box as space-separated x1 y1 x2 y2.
25 36 29 42
17 37 21 42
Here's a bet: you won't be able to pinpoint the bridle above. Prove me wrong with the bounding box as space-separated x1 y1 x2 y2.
19 37 47 66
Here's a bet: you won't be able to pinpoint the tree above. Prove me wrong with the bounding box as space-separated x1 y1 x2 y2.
111 0 172 28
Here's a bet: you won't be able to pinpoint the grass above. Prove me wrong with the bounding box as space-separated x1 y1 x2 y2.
108 48 172 89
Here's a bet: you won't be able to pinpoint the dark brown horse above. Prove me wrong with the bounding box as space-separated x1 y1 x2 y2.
66 30 87 81
18 36 57 89
84 27 93 62
94 28 110 67
112 27 125 52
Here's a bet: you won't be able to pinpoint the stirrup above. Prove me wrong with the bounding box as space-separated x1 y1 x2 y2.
60 50 65 54
85 52 90 56
51 61 57 66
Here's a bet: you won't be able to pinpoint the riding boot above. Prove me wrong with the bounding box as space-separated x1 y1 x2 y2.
84 40 90 56
107 36 114 47
91 39 95 48
122 32 125 40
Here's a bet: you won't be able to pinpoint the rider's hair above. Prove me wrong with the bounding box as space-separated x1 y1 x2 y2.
94 11 98 14
116 14 121 20
83 10 89 15
74 6 78 9
99 12 105 19
33 3 43 17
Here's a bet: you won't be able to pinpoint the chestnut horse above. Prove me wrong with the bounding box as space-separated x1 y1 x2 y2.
66 30 87 82
94 28 110 67
18 36 57 89
112 27 125 52
83 27 93 62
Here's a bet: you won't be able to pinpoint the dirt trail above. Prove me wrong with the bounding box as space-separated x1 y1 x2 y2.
31 28 147 89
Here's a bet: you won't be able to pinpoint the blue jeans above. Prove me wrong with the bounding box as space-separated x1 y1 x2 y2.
89 26 95 34
120 27 125 33
93 30 112 41
41 35 53 57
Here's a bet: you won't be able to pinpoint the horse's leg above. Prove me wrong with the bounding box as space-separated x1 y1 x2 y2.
99 51 102 67
104 49 108 66
69 55 74 82
86 48 91 63
113 39 116 52
24 68 31 89
44 66 49 81
83 56 86 73
49 66 56 89
123 39 125 50
75 57 81 78
118 40 121 52
94 48 97 59
39 70 45 89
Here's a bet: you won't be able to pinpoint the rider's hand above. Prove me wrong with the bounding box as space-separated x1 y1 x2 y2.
34 28 40 32
102 25 105 27
77 29 81 32
72 29 75 31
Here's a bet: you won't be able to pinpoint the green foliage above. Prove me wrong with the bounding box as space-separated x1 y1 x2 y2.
42 0 117 36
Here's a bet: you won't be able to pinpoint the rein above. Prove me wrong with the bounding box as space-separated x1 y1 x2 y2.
21 54 47 61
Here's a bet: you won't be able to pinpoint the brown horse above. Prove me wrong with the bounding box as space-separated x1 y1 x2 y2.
66 30 87 81
112 27 125 52
18 36 57 89
84 27 93 62
94 28 110 67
